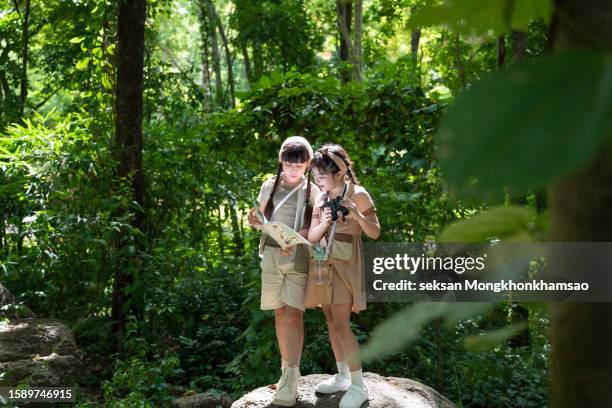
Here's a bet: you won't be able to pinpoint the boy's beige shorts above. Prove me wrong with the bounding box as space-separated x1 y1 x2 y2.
260 245 309 311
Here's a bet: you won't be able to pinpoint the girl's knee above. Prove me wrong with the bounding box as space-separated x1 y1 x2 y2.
284 307 303 326
331 319 351 334
321 307 333 323
274 306 287 321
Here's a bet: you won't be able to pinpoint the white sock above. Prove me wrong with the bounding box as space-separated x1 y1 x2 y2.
350 368 364 386
337 361 350 378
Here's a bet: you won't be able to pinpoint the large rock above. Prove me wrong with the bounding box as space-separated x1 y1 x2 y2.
0 318 84 387
0 283 16 305
231 372 455 408
0 283 33 319
173 391 234 408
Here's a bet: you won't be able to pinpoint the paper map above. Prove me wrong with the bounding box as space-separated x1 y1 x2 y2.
253 196 312 250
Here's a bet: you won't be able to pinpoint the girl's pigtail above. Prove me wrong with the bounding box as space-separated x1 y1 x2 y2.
346 166 359 185
264 163 283 221
303 168 313 229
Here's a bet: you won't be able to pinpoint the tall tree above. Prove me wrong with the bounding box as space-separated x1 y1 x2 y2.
497 35 506 68
352 0 362 82
454 33 465 89
410 26 421 63
548 0 612 406
231 0 319 82
205 0 223 106
208 0 234 108
511 30 527 62
197 2 212 102
336 0 362 83
17 0 31 118
336 0 352 83
111 0 147 354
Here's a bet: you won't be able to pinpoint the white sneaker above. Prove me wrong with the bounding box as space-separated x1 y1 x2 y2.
314 373 351 393
272 365 300 406
339 383 369 408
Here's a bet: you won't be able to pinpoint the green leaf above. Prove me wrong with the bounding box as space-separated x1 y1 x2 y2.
75 57 91 71
69 36 85 44
464 321 528 351
437 51 612 197
257 75 271 89
409 0 506 36
359 302 492 362
408 0 552 36
439 205 536 242
359 303 450 363
270 71 283 84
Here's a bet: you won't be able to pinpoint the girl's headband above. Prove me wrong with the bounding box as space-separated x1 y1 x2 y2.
325 150 348 173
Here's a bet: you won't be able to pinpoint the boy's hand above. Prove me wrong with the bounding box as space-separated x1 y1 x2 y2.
248 208 263 229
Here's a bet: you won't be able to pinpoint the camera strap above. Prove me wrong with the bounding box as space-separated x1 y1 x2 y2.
271 177 304 220
323 182 348 261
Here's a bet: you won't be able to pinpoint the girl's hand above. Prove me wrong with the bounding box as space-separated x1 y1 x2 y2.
340 199 361 220
248 208 263 230
320 207 333 226
280 246 294 256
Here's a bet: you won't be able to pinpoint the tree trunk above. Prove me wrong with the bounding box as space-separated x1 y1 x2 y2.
253 41 263 80
411 29 421 63
227 198 243 256
19 0 30 117
352 0 362 82
241 45 253 83
410 6 421 64
217 207 224 260
0 214 4 255
336 0 352 83
497 35 506 68
548 0 612 406
511 30 528 62
206 0 223 106
197 2 212 101
453 33 465 90
210 3 235 108
111 0 146 355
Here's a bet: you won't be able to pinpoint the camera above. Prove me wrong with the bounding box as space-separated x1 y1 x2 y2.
321 196 350 222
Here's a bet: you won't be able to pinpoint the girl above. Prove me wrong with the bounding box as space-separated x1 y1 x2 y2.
304 144 380 408
247 136 321 406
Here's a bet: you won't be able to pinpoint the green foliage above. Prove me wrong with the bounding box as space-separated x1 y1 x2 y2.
230 0 323 79
360 302 493 362
0 1 557 406
438 50 612 197
100 351 184 406
409 0 553 36
465 321 528 351
363 304 550 408
438 205 538 242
